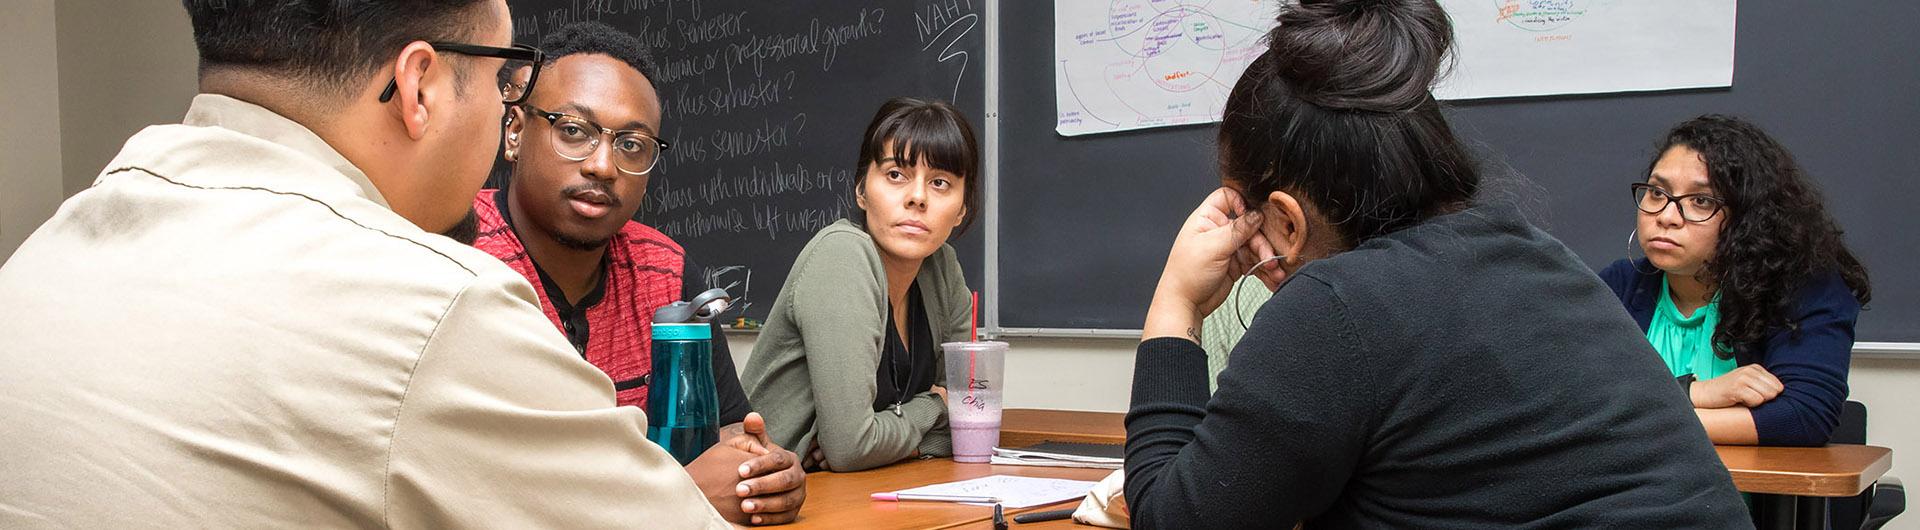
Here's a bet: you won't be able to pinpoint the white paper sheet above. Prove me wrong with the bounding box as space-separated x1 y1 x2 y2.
1053 0 1737 136
1434 0 1736 100
1054 0 1276 136
890 475 1099 509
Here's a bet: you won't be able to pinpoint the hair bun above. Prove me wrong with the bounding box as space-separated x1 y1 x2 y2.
1269 0 1454 112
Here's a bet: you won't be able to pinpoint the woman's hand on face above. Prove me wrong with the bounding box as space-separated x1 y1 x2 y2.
1239 225 1285 292
1150 188 1270 321
1691 364 1784 409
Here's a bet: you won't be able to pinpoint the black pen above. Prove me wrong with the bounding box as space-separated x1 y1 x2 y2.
993 503 1007 530
1012 508 1076 524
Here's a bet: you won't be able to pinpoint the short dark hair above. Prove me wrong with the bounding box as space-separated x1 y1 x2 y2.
488 22 660 189
854 97 982 236
1218 0 1478 247
532 21 660 96
182 0 493 98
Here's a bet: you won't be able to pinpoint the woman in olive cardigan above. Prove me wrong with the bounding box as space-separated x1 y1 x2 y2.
741 98 979 472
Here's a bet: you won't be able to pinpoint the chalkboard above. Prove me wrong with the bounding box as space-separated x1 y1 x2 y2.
501 0 987 321
996 1 1920 342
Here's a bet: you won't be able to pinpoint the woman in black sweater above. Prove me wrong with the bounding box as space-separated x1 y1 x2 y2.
1126 0 1750 527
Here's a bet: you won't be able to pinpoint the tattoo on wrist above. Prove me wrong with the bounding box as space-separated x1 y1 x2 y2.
1186 326 1200 342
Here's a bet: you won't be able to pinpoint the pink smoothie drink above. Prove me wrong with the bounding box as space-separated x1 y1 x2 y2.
949 418 1002 463
942 341 1008 463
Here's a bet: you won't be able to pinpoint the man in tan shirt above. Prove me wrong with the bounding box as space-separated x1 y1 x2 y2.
0 1 733 527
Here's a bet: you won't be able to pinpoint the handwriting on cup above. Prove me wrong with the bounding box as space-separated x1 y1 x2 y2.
959 378 992 411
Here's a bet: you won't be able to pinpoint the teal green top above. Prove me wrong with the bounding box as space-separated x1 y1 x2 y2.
1647 275 1736 380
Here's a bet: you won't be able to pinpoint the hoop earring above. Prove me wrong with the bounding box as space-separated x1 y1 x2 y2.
1626 228 1656 274
1233 255 1287 330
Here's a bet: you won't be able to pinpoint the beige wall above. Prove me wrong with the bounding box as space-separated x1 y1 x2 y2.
2 0 196 262
54 0 197 195
0 0 66 261
1847 356 1919 524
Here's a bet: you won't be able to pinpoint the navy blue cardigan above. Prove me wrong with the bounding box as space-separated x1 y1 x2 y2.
1598 258 1859 446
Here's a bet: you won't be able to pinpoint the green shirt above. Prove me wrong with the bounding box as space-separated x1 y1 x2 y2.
740 219 969 471
1647 276 1736 380
1200 276 1270 392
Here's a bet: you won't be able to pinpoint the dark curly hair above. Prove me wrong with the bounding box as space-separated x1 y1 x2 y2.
1653 115 1872 359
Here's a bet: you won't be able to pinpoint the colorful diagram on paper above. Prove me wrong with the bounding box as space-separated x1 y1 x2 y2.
1435 0 1734 100
1055 0 1734 134
1054 0 1275 136
1494 0 1591 32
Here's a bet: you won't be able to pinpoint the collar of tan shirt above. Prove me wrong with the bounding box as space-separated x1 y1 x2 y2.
170 93 392 209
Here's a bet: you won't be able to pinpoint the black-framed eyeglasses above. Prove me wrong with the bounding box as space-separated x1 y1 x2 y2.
378 42 544 105
1631 183 1725 222
520 104 672 176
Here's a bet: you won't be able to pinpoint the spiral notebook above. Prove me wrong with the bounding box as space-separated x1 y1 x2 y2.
989 441 1124 469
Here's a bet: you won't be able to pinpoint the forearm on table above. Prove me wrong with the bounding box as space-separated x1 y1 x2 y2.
1694 407 1759 445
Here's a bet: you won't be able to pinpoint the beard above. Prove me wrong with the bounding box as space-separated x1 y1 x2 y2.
552 183 619 251
440 208 480 245
552 230 612 251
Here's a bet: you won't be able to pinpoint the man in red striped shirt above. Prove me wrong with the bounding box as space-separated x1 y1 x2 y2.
470 22 804 526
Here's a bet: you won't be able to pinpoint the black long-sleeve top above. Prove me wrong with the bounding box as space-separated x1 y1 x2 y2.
1125 205 1750 529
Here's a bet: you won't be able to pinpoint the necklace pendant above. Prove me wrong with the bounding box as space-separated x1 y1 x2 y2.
890 402 904 417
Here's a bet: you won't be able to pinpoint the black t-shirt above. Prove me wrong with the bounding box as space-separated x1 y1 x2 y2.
873 282 938 413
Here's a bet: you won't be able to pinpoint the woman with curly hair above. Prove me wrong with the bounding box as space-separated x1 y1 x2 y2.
1601 114 1872 446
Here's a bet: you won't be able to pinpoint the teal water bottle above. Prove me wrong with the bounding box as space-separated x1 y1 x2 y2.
646 288 732 465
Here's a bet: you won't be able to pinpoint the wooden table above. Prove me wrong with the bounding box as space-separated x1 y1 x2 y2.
1715 444 1893 497
992 409 1895 530
784 410 1123 529
999 409 1125 447
1716 444 1893 530
793 458 1110 529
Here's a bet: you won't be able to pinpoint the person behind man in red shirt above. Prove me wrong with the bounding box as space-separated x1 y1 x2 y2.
468 22 805 526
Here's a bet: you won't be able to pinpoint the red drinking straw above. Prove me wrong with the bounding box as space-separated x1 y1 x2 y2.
970 291 979 342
